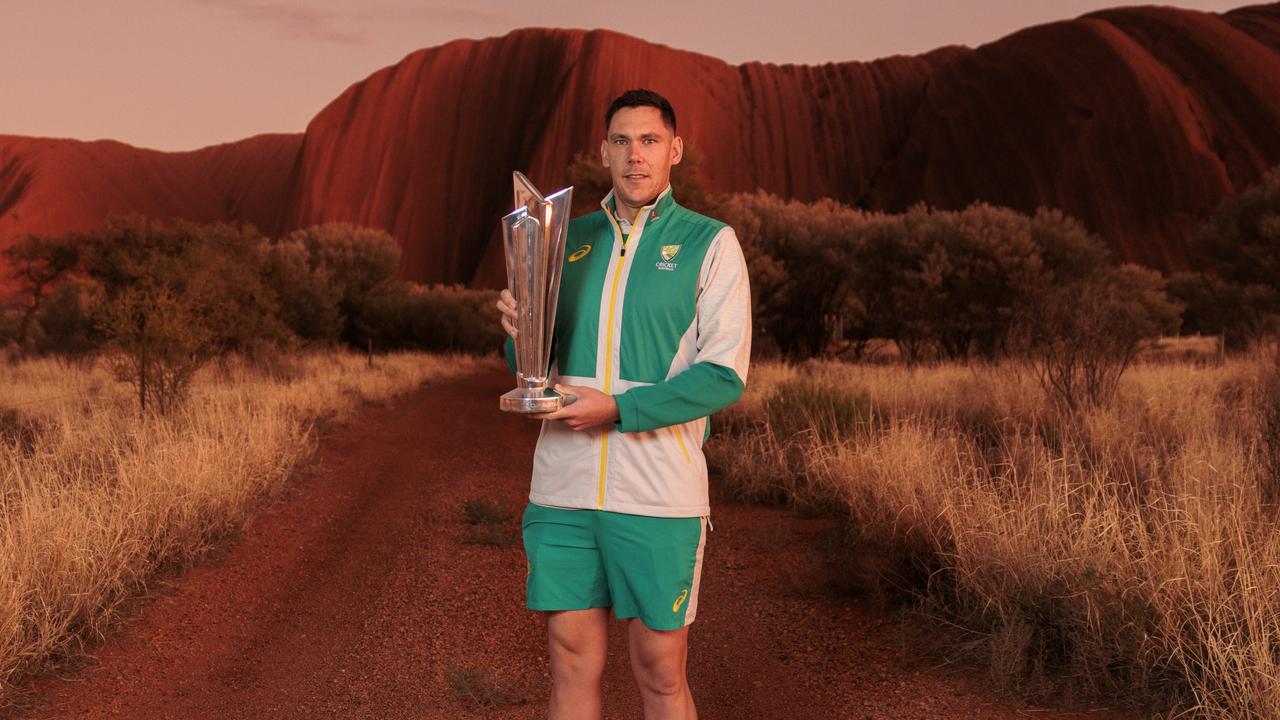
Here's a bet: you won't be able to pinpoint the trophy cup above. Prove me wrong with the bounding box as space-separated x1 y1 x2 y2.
500 171 575 413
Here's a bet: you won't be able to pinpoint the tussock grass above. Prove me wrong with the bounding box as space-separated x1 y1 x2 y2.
709 351 1280 718
0 350 494 707
462 497 516 547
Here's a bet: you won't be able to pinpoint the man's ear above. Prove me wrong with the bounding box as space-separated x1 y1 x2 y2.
600 139 610 167
671 135 684 165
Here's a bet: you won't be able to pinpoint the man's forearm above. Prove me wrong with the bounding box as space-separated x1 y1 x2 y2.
613 362 744 433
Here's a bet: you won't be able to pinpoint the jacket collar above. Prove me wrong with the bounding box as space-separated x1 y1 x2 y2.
601 184 676 225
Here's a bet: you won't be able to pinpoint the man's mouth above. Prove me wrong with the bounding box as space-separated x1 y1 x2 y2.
624 173 648 180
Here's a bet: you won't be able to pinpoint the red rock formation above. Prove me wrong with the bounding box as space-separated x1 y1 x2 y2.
870 3 1280 270
0 132 300 259
283 30 952 287
3 2 1279 290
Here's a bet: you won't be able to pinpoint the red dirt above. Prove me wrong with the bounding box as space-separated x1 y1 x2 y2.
12 371 1146 719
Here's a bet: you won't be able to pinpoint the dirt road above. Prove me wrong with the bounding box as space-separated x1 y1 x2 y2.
14 371 1141 719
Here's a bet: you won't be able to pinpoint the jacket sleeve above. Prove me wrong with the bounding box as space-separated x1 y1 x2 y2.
503 335 517 376
614 226 752 433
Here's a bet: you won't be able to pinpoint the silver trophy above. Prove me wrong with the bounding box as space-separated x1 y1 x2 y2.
500 171 575 413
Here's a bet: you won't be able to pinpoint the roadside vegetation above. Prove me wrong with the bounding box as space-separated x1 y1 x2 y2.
0 350 494 705
0 217 505 706
702 166 1280 719
709 350 1279 718
1 216 504 412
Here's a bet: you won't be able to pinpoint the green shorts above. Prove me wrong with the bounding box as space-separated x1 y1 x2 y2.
521 502 708 631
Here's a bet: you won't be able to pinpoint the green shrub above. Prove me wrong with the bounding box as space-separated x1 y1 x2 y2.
259 236 343 345
282 223 402 346
97 282 213 414
81 216 292 412
1 232 81 350
719 191 882 359
358 284 504 354
721 193 1125 365
1172 167 1280 349
1010 265 1183 411
33 281 102 357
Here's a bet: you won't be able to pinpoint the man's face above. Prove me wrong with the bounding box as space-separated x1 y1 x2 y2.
600 106 683 214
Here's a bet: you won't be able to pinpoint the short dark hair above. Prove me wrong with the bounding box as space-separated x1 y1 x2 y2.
604 89 677 134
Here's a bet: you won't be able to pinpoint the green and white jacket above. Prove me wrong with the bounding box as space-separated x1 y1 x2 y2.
505 185 751 518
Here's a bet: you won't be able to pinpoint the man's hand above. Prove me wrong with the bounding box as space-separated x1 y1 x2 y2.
496 288 518 338
534 384 620 431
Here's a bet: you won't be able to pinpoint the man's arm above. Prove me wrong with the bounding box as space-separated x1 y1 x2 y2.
613 226 752 433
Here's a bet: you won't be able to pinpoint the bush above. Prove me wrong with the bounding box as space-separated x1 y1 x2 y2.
259 237 343 345
283 223 402 346
0 306 20 352
84 216 289 356
82 216 290 412
721 193 1122 365
3 217 505 372
1011 265 1183 411
97 282 213 414
719 191 882 359
33 281 102 357
898 203 1044 361
1172 166 1280 349
358 284 504 354
2 233 81 350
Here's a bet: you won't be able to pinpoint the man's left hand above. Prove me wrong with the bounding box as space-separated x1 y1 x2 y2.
534 384 620 431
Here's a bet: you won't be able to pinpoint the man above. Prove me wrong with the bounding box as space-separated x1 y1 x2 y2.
496 88 751 720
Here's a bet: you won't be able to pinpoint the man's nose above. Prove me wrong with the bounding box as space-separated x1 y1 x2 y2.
628 145 644 163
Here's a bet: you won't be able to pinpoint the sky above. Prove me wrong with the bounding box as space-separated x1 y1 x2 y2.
0 0 1250 152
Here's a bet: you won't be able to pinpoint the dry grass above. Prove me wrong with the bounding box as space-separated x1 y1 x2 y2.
709 349 1280 718
0 350 497 707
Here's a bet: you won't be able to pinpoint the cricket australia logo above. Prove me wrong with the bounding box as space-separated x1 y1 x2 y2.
656 244 681 271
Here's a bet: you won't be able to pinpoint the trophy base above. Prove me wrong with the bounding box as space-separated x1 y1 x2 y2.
500 387 577 414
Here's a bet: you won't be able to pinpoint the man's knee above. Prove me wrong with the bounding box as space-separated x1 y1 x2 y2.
547 612 607 684
633 657 687 698
629 622 689 697
549 635 606 683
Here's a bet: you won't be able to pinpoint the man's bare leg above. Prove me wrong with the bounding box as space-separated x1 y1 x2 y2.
627 618 696 720
546 608 609 720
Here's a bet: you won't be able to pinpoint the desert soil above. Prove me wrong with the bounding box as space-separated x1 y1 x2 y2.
13 371 1145 719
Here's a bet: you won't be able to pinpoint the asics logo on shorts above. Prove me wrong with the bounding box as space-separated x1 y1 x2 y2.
672 588 689 612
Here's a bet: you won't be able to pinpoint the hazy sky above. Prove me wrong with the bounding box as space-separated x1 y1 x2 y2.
0 0 1249 151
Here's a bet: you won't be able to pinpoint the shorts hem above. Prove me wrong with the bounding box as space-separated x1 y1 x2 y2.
614 611 692 632
526 601 612 613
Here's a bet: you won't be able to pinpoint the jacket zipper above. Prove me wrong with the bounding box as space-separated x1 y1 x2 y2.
598 206 644 509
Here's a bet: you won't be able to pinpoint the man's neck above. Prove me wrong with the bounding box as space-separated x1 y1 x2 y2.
611 185 669 221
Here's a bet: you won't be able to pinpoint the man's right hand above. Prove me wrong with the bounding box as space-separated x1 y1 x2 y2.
496 288 518 338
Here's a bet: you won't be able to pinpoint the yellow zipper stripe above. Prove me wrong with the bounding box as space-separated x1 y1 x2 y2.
670 425 692 464
598 431 610 508
597 205 643 509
